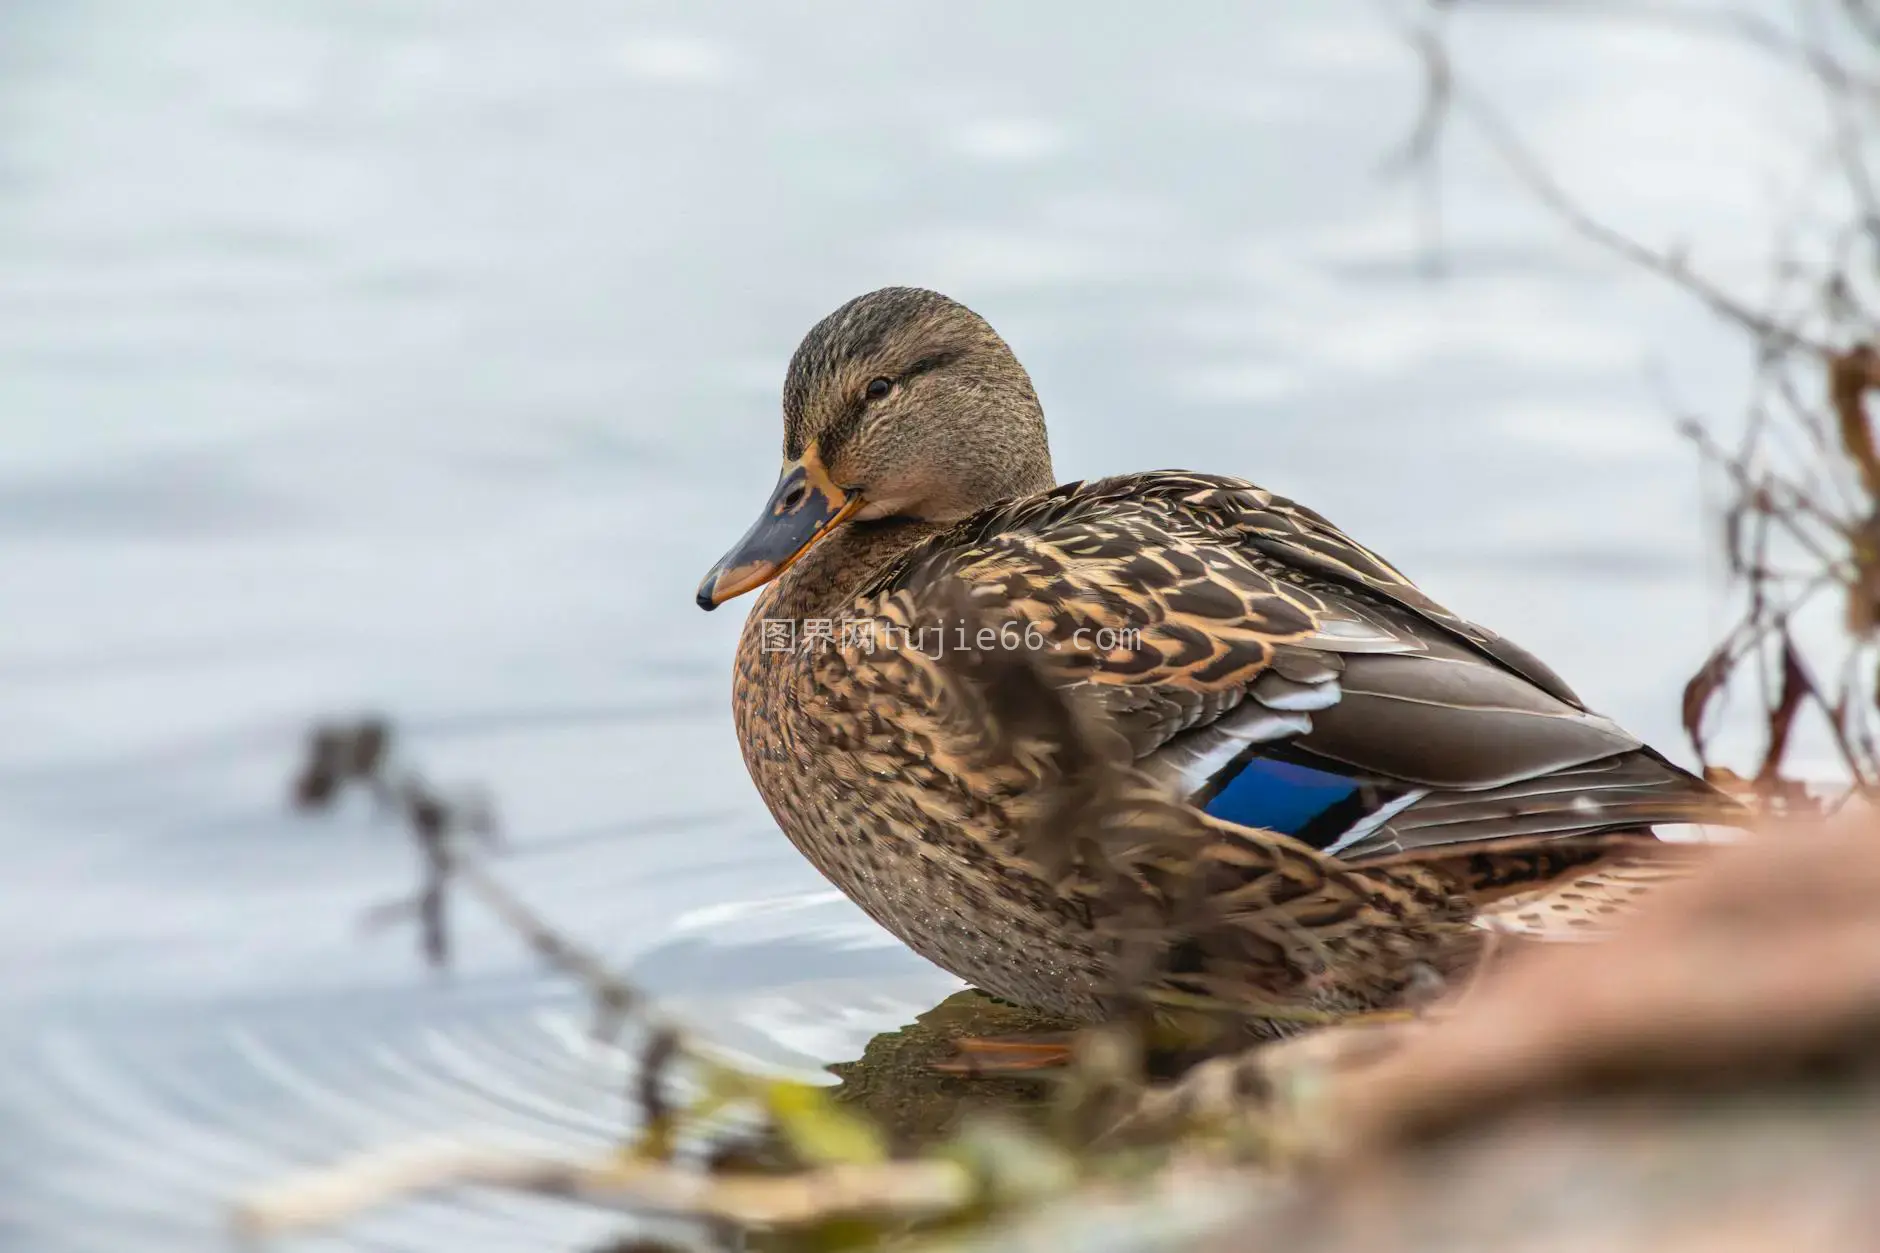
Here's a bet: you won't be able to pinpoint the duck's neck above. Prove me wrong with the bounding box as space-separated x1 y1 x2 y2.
764 516 946 622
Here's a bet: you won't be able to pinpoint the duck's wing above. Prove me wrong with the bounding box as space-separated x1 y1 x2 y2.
819 571 1685 1020
865 471 1737 861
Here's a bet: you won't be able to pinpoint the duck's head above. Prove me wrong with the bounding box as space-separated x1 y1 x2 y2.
696 286 1053 610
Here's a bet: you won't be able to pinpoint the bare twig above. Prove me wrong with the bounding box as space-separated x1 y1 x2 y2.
1399 1 1880 794
1444 0 1880 97
1377 14 1455 276
1461 89 1827 354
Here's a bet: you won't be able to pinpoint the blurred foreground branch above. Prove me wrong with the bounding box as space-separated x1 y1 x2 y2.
234 1139 979 1239
250 719 1880 1252
258 719 1101 1250
295 718 644 1034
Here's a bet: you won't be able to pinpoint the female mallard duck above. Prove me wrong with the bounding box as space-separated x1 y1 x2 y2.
695 286 1737 1042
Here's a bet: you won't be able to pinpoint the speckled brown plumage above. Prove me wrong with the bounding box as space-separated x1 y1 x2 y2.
707 287 1741 1040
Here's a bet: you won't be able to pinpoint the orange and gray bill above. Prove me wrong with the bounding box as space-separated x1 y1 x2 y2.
696 445 862 609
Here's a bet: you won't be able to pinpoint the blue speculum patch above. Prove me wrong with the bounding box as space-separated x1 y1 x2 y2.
1201 756 1361 836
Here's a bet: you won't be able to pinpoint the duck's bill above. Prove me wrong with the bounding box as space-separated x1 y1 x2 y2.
696 448 863 610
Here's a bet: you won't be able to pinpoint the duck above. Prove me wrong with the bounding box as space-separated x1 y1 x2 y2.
694 286 1740 1048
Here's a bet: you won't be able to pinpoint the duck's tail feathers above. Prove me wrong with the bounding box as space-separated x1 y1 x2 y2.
1331 749 1747 861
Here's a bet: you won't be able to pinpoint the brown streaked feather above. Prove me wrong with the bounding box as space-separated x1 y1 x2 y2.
1359 832 1677 907
844 578 1503 1032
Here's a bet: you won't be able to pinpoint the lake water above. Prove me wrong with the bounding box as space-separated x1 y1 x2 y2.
0 1 1822 1248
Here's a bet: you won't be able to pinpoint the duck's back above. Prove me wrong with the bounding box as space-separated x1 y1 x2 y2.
854 470 1730 862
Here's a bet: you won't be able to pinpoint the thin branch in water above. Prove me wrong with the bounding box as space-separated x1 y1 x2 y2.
1462 88 1828 354
1405 2 1880 791
1376 13 1455 278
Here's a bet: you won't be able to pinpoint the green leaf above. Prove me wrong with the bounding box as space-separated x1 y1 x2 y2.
765 1080 890 1166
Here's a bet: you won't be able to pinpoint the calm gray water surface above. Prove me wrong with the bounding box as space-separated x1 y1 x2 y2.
0 1 1811 1247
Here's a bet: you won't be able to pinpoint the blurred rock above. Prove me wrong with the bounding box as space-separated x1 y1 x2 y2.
838 817 1880 1253
1198 815 1880 1253
1324 814 1880 1149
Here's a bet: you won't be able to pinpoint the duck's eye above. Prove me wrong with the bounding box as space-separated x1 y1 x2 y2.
864 376 894 401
